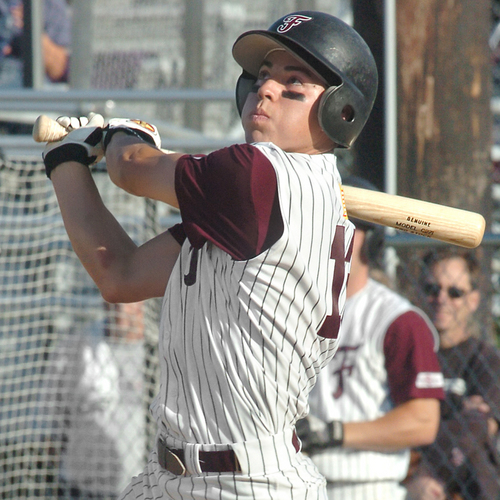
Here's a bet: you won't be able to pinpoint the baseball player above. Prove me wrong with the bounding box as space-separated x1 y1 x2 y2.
297 177 445 500
40 11 378 500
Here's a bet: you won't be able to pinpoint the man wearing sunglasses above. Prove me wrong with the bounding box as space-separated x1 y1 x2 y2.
405 248 500 500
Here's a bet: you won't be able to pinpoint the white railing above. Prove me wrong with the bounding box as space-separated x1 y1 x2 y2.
0 88 241 156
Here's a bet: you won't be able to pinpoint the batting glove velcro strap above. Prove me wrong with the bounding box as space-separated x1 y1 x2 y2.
103 118 161 152
295 416 344 454
328 420 344 448
43 117 105 179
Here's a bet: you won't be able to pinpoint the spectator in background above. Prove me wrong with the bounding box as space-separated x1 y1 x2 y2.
405 247 500 500
34 301 146 500
297 176 444 500
0 0 71 89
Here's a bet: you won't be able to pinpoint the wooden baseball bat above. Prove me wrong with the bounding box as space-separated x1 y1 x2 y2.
342 186 485 248
32 114 486 248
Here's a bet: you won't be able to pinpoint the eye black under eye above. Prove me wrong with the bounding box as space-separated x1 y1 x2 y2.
282 90 306 101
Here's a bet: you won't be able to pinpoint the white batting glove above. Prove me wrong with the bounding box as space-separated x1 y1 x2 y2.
56 114 92 131
43 113 105 179
103 118 161 151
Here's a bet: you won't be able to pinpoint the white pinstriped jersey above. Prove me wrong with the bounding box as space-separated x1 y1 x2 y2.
120 142 354 500
307 278 444 500
154 142 354 445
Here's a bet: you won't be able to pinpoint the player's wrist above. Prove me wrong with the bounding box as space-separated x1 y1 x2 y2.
103 119 161 153
44 143 96 179
103 127 148 152
49 160 91 181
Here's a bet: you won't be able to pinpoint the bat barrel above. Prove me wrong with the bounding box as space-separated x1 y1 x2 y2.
342 186 486 249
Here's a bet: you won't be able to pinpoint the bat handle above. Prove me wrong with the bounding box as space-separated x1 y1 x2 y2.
32 115 68 143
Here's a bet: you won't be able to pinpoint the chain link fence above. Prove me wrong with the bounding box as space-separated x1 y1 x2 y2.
1 0 499 498
0 157 176 498
2 155 500 498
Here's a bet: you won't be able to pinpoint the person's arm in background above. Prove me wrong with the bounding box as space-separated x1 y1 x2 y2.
405 473 446 500
298 310 444 453
343 398 440 452
42 0 71 82
348 310 444 452
463 395 499 436
299 397 440 454
42 32 68 81
465 342 500 437
344 310 443 452
2 0 70 82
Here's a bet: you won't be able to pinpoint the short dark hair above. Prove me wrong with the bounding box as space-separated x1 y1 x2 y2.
422 247 481 290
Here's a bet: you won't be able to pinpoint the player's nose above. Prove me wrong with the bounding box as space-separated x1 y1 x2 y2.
257 78 280 101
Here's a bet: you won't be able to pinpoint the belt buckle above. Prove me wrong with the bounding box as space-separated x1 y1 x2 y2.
158 441 187 476
165 447 187 476
233 452 242 473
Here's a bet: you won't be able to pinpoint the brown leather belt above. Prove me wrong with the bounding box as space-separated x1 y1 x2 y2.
158 431 300 475
157 440 242 475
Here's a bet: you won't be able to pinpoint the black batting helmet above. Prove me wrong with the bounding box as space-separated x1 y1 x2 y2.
232 11 378 148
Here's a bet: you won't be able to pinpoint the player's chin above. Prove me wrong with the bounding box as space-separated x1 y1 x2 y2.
244 127 273 145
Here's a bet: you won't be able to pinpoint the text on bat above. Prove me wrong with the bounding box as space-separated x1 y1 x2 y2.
407 216 431 226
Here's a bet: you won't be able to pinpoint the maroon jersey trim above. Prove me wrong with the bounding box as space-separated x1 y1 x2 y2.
168 223 187 246
384 310 445 404
175 144 283 260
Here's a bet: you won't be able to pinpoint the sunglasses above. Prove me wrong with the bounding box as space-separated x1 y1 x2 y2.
423 282 470 299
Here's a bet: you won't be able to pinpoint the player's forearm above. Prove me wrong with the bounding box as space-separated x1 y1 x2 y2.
342 398 440 452
105 133 182 208
51 162 139 301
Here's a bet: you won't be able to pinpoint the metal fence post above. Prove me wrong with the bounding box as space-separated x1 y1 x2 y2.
22 0 44 88
69 0 94 89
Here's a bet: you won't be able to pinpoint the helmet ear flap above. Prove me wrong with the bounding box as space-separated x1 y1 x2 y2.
318 81 373 148
235 70 257 116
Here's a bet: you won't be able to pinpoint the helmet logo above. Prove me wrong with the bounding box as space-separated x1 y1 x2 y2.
276 14 312 33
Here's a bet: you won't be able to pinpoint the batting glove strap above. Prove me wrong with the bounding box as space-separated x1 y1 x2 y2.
43 127 104 179
103 119 161 152
296 418 344 453
327 420 344 448
307 420 344 449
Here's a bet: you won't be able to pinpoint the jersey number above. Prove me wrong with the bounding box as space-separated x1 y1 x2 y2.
318 225 353 339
